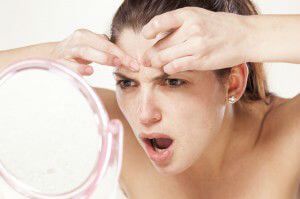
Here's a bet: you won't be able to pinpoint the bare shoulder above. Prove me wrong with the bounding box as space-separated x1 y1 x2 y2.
93 88 121 119
263 94 300 134
94 88 151 198
257 93 300 174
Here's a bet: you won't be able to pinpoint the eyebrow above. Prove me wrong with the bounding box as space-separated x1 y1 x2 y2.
113 72 170 81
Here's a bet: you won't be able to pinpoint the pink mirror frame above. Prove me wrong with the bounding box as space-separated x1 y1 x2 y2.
0 59 124 199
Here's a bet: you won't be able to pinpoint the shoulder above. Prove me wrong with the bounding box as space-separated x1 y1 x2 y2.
263 93 300 134
94 88 151 197
258 93 300 175
94 88 120 118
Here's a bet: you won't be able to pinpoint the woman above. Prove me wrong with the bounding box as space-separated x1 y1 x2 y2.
0 0 299 198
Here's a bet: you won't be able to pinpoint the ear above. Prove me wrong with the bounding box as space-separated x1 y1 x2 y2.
227 63 249 102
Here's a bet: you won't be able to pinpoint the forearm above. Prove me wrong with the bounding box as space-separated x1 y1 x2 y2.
246 15 300 64
0 42 58 72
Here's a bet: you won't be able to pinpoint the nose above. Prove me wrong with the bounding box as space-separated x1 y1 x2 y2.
138 93 162 126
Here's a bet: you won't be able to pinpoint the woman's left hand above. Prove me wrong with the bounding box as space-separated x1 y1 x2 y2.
141 7 254 74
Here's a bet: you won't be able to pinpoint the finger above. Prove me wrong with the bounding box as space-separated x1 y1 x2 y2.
66 45 118 66
163 56 198 74
145 39 197 68
67 45 138 71
141 28 185 66
143 29 192 67
141 9 184 39
152 25 190 51
97 37 135 67
80 32 138 70
57 59 94 76
98 33 109 40
103 42 139 71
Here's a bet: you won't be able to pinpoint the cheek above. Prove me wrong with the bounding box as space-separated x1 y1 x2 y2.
163 92 225 141
115 90 139 126
163 77 225 129
161 78 226 150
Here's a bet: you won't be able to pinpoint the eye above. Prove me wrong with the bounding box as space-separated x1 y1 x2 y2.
164 78 186 88
116 79 137 89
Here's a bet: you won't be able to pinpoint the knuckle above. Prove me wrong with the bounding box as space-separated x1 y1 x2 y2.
177 8 188 19
69 46 79 57
153 53 164 67
193 52 205 61
180 7 194 16
185 7 198 16
72 29 87 39
101 42 110 53
155 54 163 65
100 55 109 64
193 36 203 46
77 45 89 58
151 17 161 29
190 24 201 34
179 7 189 13
99 33 109 40
164 12 174 19
157 53 167 64
187 57 196 65
189 7 198 14
122 55 132 66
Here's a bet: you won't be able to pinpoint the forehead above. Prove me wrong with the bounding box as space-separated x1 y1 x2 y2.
113 28 209 81
116 28 160 62
114 28 165 76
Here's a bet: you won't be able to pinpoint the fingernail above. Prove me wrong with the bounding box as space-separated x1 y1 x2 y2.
85 67 93 74
130 60 139 71
113 57 121 67
79 67 85 74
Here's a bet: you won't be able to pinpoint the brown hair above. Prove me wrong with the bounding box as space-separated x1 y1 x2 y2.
110 0 271 103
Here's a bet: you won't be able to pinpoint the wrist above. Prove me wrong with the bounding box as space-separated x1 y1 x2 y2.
243 14 300 64
34 42 59 60
241 15 267 63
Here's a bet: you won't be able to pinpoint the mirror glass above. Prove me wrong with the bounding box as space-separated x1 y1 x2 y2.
0 68 102 195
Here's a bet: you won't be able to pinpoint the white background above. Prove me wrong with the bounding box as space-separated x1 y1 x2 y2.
0 0 299 198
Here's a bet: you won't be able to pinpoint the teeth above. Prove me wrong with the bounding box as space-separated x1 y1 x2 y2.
156 148 166 153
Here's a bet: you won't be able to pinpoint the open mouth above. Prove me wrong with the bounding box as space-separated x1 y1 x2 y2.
144 138 173 152
140 133 175 164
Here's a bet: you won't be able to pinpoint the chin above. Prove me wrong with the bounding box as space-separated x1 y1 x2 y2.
151 157 192 176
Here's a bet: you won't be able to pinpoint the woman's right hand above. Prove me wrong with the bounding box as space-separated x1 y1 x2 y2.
50 29 139 76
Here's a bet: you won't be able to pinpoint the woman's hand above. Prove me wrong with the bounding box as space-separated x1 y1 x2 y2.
51 29 139 76
141 7 253 74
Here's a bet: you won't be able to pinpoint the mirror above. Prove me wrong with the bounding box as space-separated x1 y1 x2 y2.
0 59 123 199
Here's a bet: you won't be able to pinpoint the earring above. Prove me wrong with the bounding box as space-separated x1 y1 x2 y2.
228 96 236 104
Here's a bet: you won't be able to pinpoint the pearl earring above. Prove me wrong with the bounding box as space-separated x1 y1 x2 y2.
228 96 236 104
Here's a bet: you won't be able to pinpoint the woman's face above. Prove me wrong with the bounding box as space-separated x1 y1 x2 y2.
114 28 227 175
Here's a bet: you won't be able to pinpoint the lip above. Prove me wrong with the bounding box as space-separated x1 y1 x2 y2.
139 133 174 166
139 132 174 140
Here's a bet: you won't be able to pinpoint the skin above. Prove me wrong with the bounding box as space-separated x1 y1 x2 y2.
98 85 300 199
114 28 239 174
110 29 300 199
0 7 299 199
140 7 300 73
